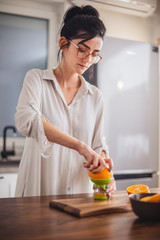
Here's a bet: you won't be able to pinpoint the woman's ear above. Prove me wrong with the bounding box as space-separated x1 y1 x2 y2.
59 37 69 50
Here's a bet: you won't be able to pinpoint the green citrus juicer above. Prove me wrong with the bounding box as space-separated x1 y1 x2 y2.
89 168 113 200
90 178 112 199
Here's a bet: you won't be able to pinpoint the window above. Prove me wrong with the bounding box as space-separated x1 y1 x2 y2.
0 13 48 136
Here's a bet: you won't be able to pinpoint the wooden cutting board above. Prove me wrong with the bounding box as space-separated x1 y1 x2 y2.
49 192 131 217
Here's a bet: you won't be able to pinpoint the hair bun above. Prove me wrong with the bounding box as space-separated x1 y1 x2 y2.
63 5 99 24
81 5 99 18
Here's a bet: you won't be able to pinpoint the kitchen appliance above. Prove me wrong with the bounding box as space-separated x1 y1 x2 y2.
97 37 159 190
71 0 157 17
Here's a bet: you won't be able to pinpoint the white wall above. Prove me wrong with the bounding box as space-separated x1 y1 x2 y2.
98 8 160 45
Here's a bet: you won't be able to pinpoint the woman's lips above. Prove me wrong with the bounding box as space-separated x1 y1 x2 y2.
78 64 88 68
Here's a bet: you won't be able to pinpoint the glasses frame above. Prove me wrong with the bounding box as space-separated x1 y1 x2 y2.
69 40 102 64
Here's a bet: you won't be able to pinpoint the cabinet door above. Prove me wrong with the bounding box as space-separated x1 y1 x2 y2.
0 174 17 198
0 176 10 198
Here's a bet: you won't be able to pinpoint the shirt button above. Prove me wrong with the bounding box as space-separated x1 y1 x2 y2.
44 141 47 145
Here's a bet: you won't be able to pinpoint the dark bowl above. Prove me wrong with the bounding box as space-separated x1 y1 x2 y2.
129 193 160 220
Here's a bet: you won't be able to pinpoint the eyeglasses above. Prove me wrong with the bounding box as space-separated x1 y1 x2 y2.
69 40 102 64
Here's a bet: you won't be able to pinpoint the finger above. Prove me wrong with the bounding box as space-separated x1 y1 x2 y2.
91 164 104 173
108 183 116 193
104 158 114 171
91 156 107 173
83 161 92 168
110 185 116 195
106 179 116 194
83 162 87 168
107 187 116 197
89 155 99 171
83 157 93 168
107 177 115 186
106 179 115 189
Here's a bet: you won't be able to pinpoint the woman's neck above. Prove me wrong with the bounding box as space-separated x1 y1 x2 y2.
54 63 81 89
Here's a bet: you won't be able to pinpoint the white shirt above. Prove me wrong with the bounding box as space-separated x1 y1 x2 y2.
15 68 108 197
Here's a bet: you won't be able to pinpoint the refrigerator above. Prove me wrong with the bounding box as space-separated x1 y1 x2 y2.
97 37 159 190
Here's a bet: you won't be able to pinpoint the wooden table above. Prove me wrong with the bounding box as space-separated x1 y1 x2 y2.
0 189 160 240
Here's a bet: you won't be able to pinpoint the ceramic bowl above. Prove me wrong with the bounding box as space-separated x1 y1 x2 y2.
129 193 160 220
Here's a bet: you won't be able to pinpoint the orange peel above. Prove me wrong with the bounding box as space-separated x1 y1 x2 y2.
141 193 160 202
89 168 113 179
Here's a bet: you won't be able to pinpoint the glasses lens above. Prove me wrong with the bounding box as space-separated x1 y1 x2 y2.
77 48 101 64
78 48 88 58
93 56 101 64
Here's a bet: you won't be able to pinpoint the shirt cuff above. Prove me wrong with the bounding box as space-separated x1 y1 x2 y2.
93 137 109 158
38 116 53 158
30 102 53 158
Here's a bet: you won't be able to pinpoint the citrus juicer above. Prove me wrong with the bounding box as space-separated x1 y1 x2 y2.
89 168 113 200
90 178 112 200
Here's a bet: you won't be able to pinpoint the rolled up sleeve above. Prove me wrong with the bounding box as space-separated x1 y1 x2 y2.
14 69 53 158
91 93 109 158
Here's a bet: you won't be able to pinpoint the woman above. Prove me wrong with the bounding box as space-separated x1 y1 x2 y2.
15 5 116 197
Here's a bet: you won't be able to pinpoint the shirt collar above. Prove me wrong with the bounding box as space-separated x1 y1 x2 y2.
42 68 56 81
79 75 94 95
42 68 94 95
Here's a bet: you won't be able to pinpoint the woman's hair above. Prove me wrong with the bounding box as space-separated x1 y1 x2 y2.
57 5 106 61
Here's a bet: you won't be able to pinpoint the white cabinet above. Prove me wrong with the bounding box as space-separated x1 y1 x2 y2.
0 173 17 198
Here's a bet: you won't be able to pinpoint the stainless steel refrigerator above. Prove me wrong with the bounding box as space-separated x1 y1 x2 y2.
97 37 159 190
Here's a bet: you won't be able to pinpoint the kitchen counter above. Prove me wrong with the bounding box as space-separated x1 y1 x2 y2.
0 159 20 173
0 188 160 240
0 163 19 173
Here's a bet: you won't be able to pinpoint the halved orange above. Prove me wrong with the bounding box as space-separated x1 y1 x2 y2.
141 193 160 202
127 184 150 195
140 196 151 202
88 168 113 179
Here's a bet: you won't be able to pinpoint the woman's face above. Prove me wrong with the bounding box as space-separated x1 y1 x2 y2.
62 36 103 75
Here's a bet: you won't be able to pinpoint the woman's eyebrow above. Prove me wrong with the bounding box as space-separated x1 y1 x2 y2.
78 42 100 52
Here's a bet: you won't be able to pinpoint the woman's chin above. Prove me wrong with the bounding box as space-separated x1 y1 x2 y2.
77 68 88 75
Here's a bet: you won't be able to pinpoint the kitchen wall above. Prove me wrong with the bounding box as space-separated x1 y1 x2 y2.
98 5 160 45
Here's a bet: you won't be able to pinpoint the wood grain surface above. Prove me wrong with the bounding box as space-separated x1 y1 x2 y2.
50 191 131 217
0 189 160 240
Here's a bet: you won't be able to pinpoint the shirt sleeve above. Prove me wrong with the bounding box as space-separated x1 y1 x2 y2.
14 69 53 158
91 92 109 158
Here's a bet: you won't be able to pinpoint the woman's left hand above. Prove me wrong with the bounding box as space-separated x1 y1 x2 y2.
104 158 116 196
106 177 116 197
93 177 116 197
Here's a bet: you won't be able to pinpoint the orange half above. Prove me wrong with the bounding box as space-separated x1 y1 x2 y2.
141 193 160 202
89 168 113 179
127 184 150 195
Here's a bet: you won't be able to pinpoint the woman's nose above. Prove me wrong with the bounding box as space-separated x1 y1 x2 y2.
83 53 92 63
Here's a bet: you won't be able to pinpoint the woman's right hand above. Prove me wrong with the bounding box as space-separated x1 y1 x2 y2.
78 142 109 173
